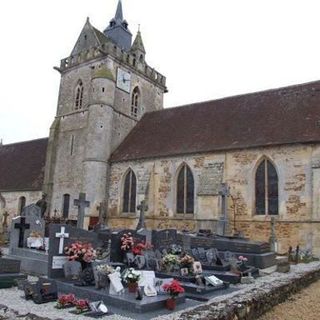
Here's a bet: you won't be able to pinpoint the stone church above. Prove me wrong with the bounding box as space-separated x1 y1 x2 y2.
1 0 320 254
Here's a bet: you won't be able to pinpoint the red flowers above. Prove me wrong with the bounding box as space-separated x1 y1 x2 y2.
64 241 96 263
75 299 90 313
162 280 185 298
56 294 76 309
121 233 153 256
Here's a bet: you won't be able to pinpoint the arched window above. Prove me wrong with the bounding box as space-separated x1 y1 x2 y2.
75 80 84 110
131 87 140 118
255 159 278 215
18 196 26 214
123 169 137 213
62 194 70 218
176 164 194 214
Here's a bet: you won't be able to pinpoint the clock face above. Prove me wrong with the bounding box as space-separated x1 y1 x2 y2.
116 68 131 93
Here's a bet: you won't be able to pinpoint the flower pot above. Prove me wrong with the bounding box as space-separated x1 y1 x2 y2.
166 298 176 310
128 282 138 293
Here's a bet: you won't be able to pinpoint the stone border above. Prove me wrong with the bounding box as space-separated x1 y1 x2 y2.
152 262 320 320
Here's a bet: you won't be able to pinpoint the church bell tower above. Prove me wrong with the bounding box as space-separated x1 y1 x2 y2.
43 0 167 228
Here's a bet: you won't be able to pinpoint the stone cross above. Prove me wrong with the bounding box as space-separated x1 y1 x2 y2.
218 183 230 235
269 217 278 252
2 211 9 228
55 226 69 254
74 193 90 229
14 217 30 248
136 200 148 230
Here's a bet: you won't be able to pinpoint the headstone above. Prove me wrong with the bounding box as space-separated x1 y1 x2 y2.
74 193 90 229
136 200 148 230
108 272 124 295
22 204 41 221
197 248 206 261
48 224 101 279
23 205 45 242
151 229 177 251
0 258 21 274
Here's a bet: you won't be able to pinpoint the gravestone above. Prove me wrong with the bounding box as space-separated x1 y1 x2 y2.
48 224 101 279
0 258 21 274
22 204 41 220
110 230 146 263
151 229 177 251
63 260 82 280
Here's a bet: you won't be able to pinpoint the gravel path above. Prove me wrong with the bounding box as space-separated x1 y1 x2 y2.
258 279 320 320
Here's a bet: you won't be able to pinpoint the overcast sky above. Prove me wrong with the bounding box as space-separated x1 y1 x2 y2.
1 0 320 144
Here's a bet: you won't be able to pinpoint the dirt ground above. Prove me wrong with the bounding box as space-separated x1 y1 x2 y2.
258 279 320 320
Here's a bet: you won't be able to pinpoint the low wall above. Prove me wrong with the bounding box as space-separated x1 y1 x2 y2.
177 264 320 320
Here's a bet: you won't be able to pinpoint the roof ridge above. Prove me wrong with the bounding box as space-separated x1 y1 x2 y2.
1 137 48 147
159 79 320 113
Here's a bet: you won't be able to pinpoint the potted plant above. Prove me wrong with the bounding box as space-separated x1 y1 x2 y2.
122 268 141 293
55 293 76 309
64 241 96 269
237 255 248 271
162 279 185 310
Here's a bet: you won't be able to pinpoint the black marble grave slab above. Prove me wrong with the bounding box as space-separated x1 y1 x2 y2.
0 258 21 273
152 229 178 251
182 282 230 301
55 279 186 313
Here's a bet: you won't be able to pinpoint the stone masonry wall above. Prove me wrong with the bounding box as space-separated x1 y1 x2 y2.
108 143 320 255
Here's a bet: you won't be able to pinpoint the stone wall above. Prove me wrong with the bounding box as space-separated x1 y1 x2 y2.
0 190 42 225
108 143 320 255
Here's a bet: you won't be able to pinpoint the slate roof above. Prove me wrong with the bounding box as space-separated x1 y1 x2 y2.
111 80 320 162
0 138 48 191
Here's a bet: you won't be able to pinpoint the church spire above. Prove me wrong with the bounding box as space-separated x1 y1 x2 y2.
104 0 132 51
131 30 146 54
115 0 123 22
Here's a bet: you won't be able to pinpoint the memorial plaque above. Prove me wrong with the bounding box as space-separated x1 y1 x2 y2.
52 256 68 269
0 258 21 274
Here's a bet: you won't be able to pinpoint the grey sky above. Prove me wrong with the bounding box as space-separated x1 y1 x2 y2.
1 0 320 144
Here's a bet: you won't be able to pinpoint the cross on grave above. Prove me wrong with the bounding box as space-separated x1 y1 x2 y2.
55 226 69 254
74 193 90 229
14 217 30 248
218 183 230 236
136 200 148 230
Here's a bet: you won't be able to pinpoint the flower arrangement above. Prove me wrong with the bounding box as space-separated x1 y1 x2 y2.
64 241 96 263
179 254 194 268
74 299 90 314
55 293 76 309
96 264 115 275
122 268 141 284
131 241 153 256
162 254 180 266
162 280 185 299
120 233 134 251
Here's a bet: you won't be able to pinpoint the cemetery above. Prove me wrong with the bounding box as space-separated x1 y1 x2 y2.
0 195 320 319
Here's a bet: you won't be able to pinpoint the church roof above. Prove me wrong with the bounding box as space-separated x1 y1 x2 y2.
111 80 320 162
0 138 48 191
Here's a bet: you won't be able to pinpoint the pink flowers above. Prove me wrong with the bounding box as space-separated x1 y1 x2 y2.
120 233 134 251
64 241 96 263
56 294 76 308
75 299 90 313
238 256 248 262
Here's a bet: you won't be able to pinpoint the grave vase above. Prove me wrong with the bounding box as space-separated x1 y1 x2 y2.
127 282 138 293
165 298 176 310
80 261 91 271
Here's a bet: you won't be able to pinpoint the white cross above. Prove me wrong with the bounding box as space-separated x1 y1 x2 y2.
55 226 69 254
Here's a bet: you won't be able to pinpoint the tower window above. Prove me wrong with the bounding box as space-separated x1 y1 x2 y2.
75 80 84 110
131 87 140 118
255 158 279 215
176 164 194 214
122 169 137 213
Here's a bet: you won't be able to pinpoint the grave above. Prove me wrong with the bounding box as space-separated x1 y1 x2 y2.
8 206 48 275
152 229 178 251
0 257 27 288
178 233 276 269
